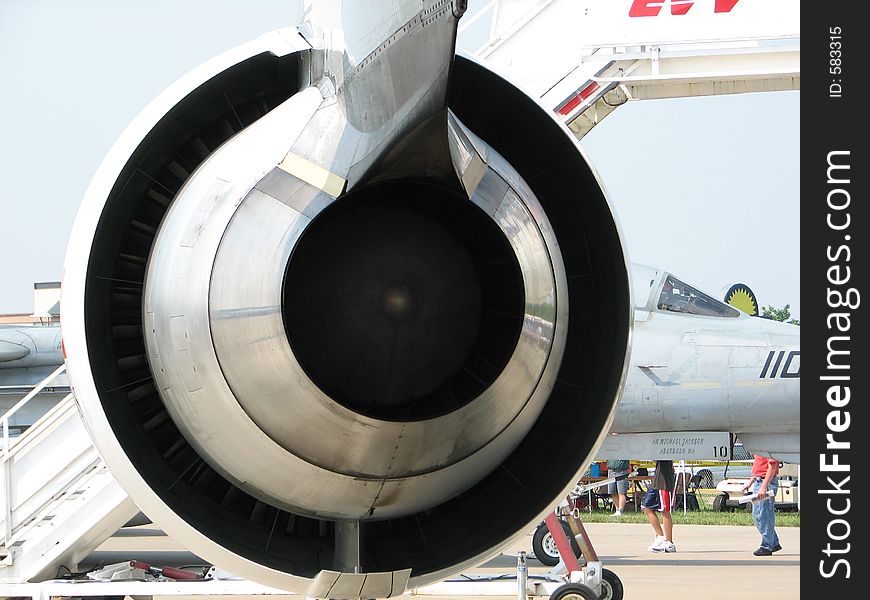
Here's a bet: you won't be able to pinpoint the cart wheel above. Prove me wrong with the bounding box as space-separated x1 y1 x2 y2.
549 582 598 600
598 569 624 600
532 520 581 566
712 494 728 512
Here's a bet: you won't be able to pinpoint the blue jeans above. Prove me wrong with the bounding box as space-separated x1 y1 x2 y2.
751 478 780 550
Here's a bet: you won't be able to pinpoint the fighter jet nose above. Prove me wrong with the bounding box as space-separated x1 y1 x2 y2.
0 339 30 363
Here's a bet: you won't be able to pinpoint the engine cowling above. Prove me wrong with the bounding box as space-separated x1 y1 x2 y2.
61 28 630 598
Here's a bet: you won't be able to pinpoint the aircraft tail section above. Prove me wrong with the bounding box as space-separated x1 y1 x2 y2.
723 282 759 316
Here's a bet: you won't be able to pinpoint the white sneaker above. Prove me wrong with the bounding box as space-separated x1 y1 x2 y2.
610 510 624 517
648 535 665 551
652 540 677 553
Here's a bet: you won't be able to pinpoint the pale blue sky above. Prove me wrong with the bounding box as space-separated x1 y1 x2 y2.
0 0 799 319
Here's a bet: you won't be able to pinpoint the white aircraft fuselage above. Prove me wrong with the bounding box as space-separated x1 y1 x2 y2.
0 324 64 384
611 265 800 462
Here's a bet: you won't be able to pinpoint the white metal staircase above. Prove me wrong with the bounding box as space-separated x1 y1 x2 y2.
463 0 799 138
0 366 139 582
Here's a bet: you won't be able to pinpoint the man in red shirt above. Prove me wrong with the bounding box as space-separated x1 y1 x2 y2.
741 454 782 556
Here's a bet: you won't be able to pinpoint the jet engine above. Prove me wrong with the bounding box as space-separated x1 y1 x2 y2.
61 17 630 599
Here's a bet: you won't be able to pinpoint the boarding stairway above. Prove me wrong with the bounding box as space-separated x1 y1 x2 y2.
539 40 799 139
0 366 138 582
464 0 800 139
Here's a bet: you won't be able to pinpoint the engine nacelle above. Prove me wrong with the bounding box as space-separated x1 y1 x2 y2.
61 27 630 598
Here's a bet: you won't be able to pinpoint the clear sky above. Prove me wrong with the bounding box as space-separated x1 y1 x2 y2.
0 0 799 319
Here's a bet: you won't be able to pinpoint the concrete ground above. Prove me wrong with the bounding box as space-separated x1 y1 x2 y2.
86 522 799 600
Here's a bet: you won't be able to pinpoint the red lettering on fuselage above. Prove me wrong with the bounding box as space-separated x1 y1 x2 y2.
629 0 664 17
670 1 693 16
714 0 740 13
628 0 741 17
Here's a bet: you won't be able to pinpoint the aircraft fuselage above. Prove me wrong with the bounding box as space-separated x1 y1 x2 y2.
610 265 800 461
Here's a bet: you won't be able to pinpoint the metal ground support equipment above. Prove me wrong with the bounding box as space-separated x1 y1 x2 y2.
532 473 624 565
1 365 138 582
537 477 626 600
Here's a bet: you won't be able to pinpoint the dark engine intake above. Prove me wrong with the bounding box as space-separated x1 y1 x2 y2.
61 29 630 598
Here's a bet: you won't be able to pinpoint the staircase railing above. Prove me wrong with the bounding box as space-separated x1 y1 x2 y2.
1 364 68 544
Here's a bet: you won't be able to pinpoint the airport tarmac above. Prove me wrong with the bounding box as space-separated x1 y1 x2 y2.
86 522 800 600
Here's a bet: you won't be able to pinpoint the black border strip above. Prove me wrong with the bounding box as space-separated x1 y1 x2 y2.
803 4 866 595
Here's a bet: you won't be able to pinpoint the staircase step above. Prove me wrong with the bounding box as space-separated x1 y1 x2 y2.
2 385 139 582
